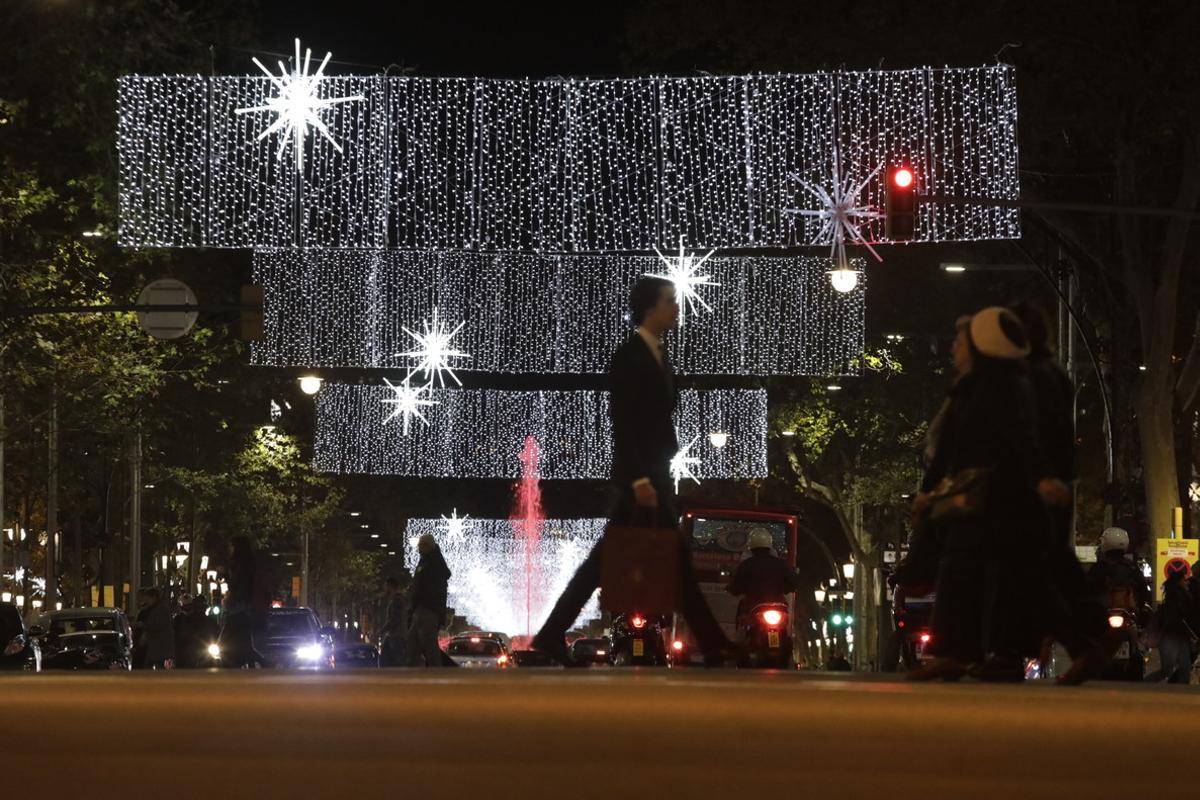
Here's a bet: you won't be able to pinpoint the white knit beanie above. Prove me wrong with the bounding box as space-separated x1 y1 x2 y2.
968 306 1030 360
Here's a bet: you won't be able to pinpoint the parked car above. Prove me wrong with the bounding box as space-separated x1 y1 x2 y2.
254 607 334 670
0 602 41 671
569 637 612 666
37 608 133 671
511 649 557 667
446 634 511 668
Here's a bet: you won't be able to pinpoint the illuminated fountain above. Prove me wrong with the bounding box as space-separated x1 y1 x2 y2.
405 437 604 636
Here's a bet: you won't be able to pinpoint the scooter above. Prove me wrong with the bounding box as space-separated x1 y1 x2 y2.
611 612 668 666
1101 607 1145 681
737 602 792 669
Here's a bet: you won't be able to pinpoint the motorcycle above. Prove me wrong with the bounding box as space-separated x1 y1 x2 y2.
737 602 791 669
1101 607 1145 681
610 612 668 666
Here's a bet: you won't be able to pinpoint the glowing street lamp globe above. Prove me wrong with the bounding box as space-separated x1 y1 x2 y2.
828 268 860 293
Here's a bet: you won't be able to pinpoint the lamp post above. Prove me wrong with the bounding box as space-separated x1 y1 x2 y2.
297 375 323 608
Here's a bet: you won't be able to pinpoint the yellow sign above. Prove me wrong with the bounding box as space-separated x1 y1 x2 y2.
1154 538 1199 601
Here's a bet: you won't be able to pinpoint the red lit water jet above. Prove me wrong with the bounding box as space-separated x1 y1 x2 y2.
510 436 545 636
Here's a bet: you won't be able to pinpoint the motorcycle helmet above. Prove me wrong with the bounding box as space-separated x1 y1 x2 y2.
1098 527 1129 556
747 528 773 552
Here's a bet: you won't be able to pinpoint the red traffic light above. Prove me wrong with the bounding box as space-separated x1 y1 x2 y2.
885 166 918 240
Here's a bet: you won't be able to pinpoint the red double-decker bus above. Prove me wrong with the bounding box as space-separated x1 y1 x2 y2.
673 505 800 665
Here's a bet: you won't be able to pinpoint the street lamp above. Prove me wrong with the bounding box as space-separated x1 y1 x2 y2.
299 375 323 396
828 268 860 293
814 588 826 604
842 562 855 581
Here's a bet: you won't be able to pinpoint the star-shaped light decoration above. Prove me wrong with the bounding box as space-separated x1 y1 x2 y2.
785 158 885 287
441 509 471 542
670 435 702 493
397 307 472 388
645 236 720 329
235 38 364 172
381 377 437 436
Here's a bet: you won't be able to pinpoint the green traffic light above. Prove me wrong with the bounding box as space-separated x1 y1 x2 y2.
831 614 844 626
845 615 854 625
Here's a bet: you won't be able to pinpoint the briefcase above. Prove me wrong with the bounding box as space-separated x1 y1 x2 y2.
599 523 681 616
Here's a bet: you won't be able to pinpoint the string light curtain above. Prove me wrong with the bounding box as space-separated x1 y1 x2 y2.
250 249 865 376
404 518 607 635
314 384 768 479
118 66 1018 250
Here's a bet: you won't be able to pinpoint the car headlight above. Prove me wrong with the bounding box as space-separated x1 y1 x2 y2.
207 643 221 659
295 643 324 661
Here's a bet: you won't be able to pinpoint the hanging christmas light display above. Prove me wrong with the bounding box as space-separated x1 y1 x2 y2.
314 385 768 479
250 249 865 377
118 66 1019 250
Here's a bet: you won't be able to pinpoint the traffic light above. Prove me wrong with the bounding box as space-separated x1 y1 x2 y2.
885 165 917 241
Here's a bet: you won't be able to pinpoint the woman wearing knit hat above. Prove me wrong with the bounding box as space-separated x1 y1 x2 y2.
909 307 1071 682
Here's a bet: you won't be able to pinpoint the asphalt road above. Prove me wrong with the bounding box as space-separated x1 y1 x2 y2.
0 669 1194 799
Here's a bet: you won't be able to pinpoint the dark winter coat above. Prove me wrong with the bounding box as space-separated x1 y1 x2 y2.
1025 350 1078 483
410 547 451 618
726 551 802 611
940 362 1052 528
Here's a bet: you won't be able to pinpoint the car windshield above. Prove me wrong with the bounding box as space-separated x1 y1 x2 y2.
449 639 501 656
265 613 317 636
51 617 117 636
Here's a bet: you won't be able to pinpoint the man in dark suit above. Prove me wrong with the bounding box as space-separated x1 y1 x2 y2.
532 276 733 665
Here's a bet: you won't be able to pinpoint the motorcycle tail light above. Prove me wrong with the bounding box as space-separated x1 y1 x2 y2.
919 633 932 644
631 614 646 629
1107 614 1125 629
672 640 684 652
760 609 784 627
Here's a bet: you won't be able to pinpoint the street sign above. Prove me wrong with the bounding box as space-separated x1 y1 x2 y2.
136 278 198 340
1154 538 1199 602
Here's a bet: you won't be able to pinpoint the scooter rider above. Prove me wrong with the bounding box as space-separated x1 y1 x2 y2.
726 528 801 622
1087 527 1150 610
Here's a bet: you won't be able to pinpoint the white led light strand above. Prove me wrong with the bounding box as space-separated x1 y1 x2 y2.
314 385 768 480
250 250 865 377
118 66 1019 250
406 517 606 635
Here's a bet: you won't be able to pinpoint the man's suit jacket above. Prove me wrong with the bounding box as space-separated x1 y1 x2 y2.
609 331 678 489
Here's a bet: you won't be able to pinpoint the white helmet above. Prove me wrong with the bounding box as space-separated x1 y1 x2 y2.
1099 527 1129 555
748 528 773 551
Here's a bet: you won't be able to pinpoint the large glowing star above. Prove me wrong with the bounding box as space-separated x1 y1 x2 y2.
787 160 885 271
645 236 719 329
234 38 364 172
381 377 437 435
670 435 702 493
398 307 472 388
441 509 471 542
